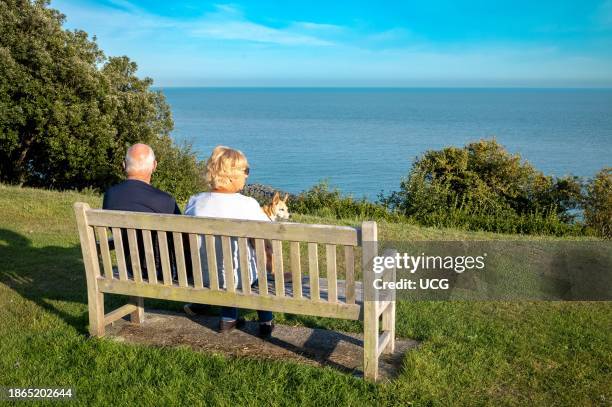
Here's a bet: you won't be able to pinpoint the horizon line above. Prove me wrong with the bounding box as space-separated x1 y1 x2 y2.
152 85 612 90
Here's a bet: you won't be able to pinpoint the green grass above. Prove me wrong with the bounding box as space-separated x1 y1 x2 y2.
0 184 610 406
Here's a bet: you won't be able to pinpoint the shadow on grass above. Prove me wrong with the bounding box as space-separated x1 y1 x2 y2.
0 228 138 334
248 326 365 376
0 228 91 333
181 311 364 376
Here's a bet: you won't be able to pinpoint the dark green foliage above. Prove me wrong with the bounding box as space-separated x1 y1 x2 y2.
149 137 206 205
0 0 204 198
381 139 587 236
290 181 403 222
242 183 291 206
584 167 612 238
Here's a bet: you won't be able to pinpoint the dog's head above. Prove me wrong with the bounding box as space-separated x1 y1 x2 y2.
265 192 290 221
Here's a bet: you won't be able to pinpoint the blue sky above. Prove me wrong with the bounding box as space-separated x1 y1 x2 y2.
54 0 612 87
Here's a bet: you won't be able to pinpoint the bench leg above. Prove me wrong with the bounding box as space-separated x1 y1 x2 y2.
129 296 145 324
381 301 396 354
363 301 379 381
88 291 105 337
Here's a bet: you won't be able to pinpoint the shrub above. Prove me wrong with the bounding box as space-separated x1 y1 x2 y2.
584 168 612 238
242 184 288 206
381 139 585 235
149 136 207 205
290 181 403 222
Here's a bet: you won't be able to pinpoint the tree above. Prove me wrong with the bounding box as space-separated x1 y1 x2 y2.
584 168 612 238
0 0 203 197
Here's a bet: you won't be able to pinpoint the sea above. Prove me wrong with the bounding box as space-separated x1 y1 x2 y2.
161 88 612 200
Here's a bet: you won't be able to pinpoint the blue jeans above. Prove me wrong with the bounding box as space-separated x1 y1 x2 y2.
221 307 273 323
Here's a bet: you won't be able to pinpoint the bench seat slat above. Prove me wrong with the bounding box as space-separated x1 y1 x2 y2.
221 236 235 292
189 234 203 289
157 231 173 286
173 232 188 288
249 276 363 304
326 244 337 303
142 230 157 285
308 243 320 301
112 227 129 281
345 246 356 304
290 242 302 299
255 239 268 296
98 278 362 321
272 240 284 297
95 226 113 280
86 210 359 246
204 235 219 290
127 228 143 283
238 238 251 295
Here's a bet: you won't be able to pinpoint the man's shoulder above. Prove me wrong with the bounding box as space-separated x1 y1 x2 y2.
108 180 173 198
104 180 126 193
147 184 176 202
143 184 179 213
104 180 131 199
104 180 178 212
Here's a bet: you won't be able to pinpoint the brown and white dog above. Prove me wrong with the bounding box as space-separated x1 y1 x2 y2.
260 192 291 278
262 192 290 221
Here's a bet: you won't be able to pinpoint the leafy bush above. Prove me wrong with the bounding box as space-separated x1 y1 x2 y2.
150 136 207 205
584 168 612 238
242 184 287 206
290 181 403 222
0 0 203 200
381 139 585 236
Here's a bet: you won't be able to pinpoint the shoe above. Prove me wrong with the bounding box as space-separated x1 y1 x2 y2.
258 322 275 338
183 303 209 317
183 304 197 317
219 317 246 333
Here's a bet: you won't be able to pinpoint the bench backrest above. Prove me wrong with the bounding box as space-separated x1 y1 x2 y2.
74 202 377 321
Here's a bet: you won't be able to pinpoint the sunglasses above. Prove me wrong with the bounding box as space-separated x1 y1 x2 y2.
244 167 250 175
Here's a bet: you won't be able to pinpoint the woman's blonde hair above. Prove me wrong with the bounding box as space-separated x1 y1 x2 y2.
205 145 249 189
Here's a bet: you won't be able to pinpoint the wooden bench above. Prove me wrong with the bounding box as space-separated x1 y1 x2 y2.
74 202 396 380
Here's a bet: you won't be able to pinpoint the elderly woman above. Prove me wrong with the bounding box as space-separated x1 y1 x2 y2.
184 146 274 337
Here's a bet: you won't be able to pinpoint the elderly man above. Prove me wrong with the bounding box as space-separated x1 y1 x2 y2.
103 144 182 281
103 144 204 315
103 143 180 214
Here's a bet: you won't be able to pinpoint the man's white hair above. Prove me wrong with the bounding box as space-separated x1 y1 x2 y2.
125 144 155 174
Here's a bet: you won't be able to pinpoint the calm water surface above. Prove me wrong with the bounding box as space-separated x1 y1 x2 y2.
162 88 612 199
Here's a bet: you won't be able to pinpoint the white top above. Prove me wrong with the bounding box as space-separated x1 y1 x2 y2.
185 192 270 222
184 192 270 289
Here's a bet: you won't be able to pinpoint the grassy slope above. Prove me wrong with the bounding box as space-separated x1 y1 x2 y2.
0 184 610 406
